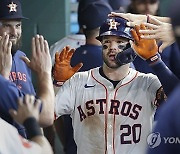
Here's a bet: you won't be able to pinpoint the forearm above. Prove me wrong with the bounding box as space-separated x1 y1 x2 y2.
0 70 10 80
148 59 179 96
23 117 53 154
37 73 55 127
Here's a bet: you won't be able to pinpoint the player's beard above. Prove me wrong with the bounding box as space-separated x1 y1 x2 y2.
11 37 22 56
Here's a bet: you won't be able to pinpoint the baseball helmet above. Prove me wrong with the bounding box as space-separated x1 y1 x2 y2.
96 16 132 41
0 0 27 20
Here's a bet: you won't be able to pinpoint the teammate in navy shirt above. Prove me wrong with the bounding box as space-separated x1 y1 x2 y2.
71 45 103 71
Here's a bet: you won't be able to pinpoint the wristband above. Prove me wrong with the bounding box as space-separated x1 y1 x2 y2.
23 117 42 139
146 53 161 65
53 79 64 87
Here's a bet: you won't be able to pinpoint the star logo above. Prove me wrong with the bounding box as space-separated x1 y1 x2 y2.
7 2 18 12
108 19 120 30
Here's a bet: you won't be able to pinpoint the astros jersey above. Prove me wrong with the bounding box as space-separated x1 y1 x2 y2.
55 67 161 154
10 50 35 95
0 50 35 137
0 118 41 154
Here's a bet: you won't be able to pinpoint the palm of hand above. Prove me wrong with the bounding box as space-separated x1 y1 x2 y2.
54 59 74 81
134 39 158 59
53 47 83 82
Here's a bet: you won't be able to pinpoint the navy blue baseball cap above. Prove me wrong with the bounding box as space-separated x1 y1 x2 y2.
78 1 113 30
0 0 27 20
96 17 132 41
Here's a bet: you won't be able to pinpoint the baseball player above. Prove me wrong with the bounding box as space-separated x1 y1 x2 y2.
53 16 166 154
0 0 54 138
0 95 53 154
61 1 112 154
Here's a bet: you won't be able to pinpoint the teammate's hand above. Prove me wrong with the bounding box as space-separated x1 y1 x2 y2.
139 16 175 52
0 33 12 79
9 95 41 124
109 12 146 27
21 35 52 76
53 46 83 82
130 24 158 60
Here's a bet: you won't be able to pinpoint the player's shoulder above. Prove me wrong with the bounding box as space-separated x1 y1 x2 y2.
136 69 158 80
72 67 98 80
66 34 85 41
50 34 85 51
74 68 95 77
13 50 26 58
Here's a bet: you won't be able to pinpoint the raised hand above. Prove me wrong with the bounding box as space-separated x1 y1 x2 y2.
9 95 41 124
130 24 159 61
21 35 52 76
53 46 83 82
109 12 146 27
0 33 12 79
139 16 175 52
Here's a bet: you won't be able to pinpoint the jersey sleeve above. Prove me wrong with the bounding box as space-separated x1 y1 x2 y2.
149 58 179 96
146 74 163 107
55 75 77 117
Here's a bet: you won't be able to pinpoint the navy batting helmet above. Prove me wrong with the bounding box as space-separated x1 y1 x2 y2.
96 16 132 41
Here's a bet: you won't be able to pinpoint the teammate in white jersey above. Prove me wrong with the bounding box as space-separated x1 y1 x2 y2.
0 95 53 154
53 17 166 154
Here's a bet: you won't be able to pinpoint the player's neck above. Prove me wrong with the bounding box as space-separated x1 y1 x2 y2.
102 64 130 81
86 38 101 46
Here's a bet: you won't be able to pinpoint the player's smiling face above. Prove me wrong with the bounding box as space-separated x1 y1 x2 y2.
0 19 22 53
102 35 128 68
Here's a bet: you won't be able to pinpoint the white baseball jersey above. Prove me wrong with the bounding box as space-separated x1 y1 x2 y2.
0 118 41 154
50 34 85 64
55 67 161 154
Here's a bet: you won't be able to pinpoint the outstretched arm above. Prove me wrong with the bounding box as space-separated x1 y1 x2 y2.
130 24 179 96
22 35 54 127
109 12 171 26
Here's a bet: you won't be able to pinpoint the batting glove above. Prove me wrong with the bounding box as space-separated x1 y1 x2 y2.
53 46 83 86
130 24 160 64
